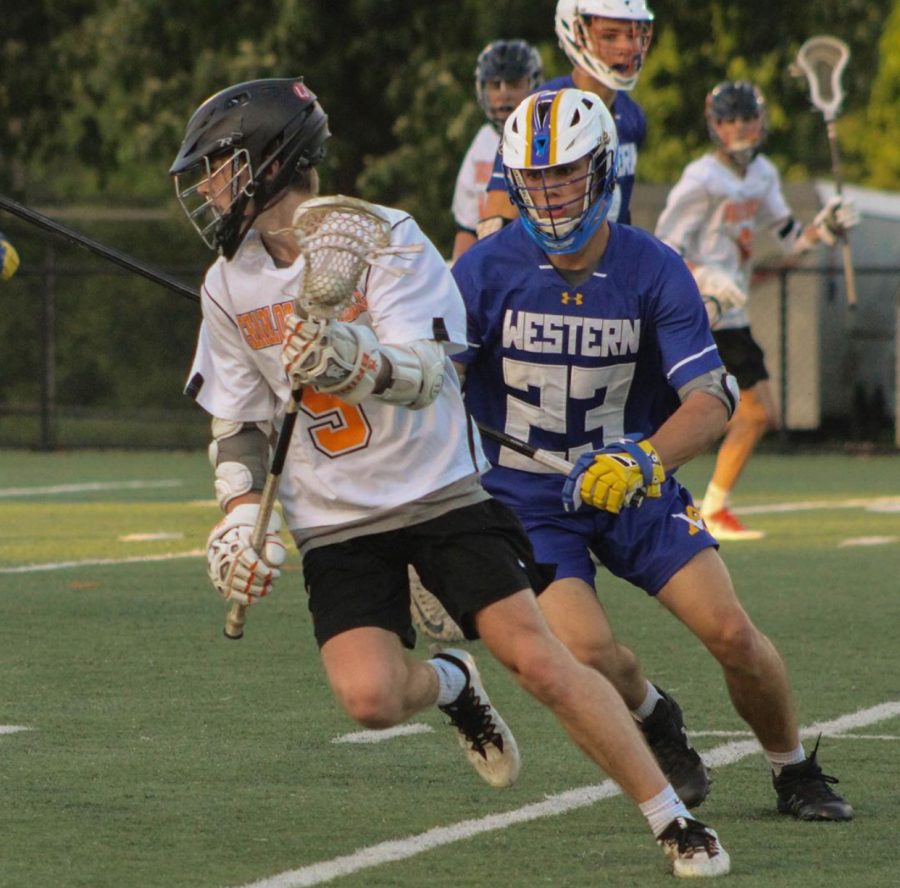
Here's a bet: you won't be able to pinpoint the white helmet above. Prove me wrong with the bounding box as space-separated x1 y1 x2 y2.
555 0 654 91
502 89 618 254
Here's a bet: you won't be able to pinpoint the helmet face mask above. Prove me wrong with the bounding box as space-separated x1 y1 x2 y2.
555 0 655 91
476 40 543 131
705 80 768 168
173 150 254 254
170 78 330 258
502 89 619 254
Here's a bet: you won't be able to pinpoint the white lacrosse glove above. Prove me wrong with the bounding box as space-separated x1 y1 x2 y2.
691 265 748 324
206 503 287 606
813 195 861 246
281 312 383 404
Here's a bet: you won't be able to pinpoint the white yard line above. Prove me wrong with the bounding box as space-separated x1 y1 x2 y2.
234 700 900 888
0 550 204 574
692 729 900 740
838 536 898 547
0 479 183 497
0 725 31 735
332 724 434 744
735 495 900 515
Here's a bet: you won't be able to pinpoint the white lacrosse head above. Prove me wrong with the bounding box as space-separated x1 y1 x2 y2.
792 35 849 122
286 196 394 319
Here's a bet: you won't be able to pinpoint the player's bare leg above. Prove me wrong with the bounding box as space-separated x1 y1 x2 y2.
540 577 710 807
476 589 671 801
320 626 444 727
656 548 798 752
476 589 730 873
657 548 853 820
709 381 777 492
538 578 646 706
321 625 520 787
702 381 777 539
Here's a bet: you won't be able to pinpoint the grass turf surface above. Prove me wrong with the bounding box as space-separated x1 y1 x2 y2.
1 448 899 887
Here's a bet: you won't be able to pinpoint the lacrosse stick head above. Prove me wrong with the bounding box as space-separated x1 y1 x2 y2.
791 35 849 122
287 195 393 319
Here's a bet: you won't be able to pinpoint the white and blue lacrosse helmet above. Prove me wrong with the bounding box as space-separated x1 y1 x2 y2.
502 88 619 255
555 0 655 92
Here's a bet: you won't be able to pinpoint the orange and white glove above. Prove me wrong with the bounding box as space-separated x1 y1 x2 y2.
206 504 287 605
281 312 382 403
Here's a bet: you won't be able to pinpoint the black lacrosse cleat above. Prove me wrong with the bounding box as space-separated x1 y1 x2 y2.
773 736 854 821
640 686 711 809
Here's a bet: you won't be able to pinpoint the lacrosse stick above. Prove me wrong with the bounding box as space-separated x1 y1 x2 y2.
476 421 575 475
224 195 422 639
790 35 858 307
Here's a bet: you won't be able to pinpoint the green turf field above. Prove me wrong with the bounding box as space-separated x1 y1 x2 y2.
2 449 899 887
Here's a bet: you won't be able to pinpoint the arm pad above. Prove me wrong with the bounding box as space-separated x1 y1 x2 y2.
373 340 445 410
208 419 272 510
677 368 740 419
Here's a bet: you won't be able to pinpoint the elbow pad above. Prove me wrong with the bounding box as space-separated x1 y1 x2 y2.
373 340 446 409
677 368 741 419
776 217 814 257
208 419 273 510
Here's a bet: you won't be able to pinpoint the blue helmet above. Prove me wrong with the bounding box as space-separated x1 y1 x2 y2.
502 89 619 254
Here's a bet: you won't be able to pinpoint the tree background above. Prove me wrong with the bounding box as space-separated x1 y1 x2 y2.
1 0 898 426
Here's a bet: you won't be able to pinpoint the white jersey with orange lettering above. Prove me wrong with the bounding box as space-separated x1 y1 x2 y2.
186 205 484 534
451 123 501 234
654 152 791 330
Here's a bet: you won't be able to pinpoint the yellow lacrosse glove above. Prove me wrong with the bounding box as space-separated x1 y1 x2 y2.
562 438 665 514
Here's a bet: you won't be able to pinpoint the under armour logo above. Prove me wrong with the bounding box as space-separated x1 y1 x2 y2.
561 291 584 305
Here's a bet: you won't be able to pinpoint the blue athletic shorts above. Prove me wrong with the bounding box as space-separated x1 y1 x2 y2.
514 478 718 596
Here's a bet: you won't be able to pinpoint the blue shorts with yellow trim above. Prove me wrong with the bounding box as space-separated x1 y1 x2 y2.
514 478 718 596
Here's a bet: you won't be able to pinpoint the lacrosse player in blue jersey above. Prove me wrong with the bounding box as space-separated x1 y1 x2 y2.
454 88 853 832
478 0 653 236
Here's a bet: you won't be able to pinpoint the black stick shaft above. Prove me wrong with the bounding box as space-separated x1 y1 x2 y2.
0 193 200 304
475 421 574 474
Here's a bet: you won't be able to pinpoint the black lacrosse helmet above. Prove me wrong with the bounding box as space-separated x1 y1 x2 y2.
170 78 330 258
705 80 768 166
476 39 543 130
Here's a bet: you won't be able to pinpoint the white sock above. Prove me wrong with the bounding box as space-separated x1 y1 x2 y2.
767 743 806 776
639 784 692 837
631 682 664 721
428 656 468 706
701 482 729 516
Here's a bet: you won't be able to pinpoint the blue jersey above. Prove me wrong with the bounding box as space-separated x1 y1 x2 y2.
453 221 722 514
487 74 646 226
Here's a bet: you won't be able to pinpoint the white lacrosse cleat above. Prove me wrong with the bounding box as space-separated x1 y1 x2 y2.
657 817 731 878
433 648 520 788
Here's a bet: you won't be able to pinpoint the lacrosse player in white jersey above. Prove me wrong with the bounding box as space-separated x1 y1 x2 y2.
450 39 542 261
171 77 739 877
655 80 860 540
456 87 853 846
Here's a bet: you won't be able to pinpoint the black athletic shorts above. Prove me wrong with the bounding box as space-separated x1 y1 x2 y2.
712 326 769 390
302 498 554 649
